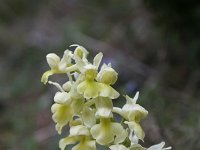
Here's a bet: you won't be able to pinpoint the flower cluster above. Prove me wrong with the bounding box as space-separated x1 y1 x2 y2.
41 45 172 150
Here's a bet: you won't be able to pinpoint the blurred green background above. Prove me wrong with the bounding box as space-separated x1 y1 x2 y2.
0 0 200 149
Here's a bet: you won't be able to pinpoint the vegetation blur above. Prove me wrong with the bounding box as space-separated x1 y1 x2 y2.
0 0 200 149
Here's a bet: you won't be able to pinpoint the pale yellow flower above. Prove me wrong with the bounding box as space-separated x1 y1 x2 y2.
59 125 96 150
51 103 74 134
53 90 84 115
77 80 119 99
112 92 148 141
76 52 119 99
74 49 102 73
77 80 101 99
41 53 62 84
41 50 74 84
90 118 127 145
123 92 148 141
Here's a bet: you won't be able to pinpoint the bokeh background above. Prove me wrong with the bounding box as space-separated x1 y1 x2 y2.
0 0 200 149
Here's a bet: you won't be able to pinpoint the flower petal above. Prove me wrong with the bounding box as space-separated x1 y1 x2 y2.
112 123 127 144
97 63 118 85
77 81 100 99
81 106 96 127
70 125 90 136
58 50 73 71
54 92 71 104
46 53 60 69
147 142 172 150
125 121 145 141
93 52 103 68
72 139 96 150
99 83 120 99
71 98 84 114
109 144 129 150
130 144 146 150
125 91 139 105
59 136 78 150
95 97 113 118
90 123 114 145
51 103 73 134
91 119 126 145
41 70 55 84
127 105 148 122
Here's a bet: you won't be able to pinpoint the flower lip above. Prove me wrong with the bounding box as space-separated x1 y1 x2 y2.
90 118 127 145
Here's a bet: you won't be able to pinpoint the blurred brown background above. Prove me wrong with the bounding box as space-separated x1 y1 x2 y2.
0 0 200 149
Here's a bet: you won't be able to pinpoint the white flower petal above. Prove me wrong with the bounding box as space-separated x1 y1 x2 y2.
99 83 120 99
46 53 60 69
54 92 71 104
70 125 90 136
62 81 72 92
113 124 128 144
59 136 78 150
147 142 172 150
93 52 103 68
72 139 96 150
77 81 100 99
51 103 73 134
58 50 73 71
91 119 126 145
125 121 145 141
130 144 146 150
95 97 113 118
125 92 139 105
81 106 96 127
109 144 129 150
